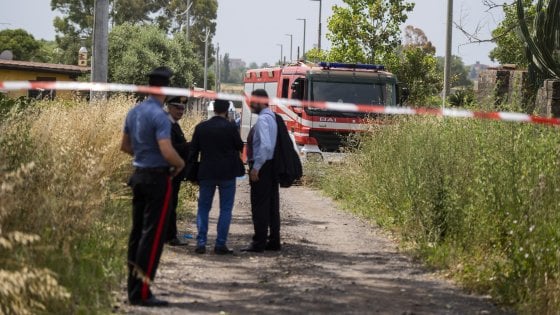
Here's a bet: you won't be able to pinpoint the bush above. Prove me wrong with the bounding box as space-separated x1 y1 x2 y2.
448 88 475 107
316 116 560 313
0 96 200 313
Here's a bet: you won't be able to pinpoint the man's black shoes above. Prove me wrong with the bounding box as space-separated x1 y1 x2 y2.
265 242 282 251
214 246 234 255
241 242 281 252
166 238 188 246
129 296 169 307
241 245 265 253
195 246 206 254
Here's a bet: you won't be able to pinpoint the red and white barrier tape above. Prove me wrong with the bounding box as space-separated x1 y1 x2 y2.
1 80 559 126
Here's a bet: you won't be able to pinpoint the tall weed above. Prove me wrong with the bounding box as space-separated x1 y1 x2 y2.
316 116 560 313
0 96 201 313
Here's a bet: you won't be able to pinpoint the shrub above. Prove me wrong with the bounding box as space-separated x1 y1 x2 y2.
448 88 475 107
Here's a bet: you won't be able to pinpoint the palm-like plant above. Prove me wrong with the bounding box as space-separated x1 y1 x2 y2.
517 0 560 79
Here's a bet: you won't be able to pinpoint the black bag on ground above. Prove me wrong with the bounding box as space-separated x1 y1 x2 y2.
273 114 303 188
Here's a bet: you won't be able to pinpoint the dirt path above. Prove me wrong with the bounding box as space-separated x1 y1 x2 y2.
122 182 509 315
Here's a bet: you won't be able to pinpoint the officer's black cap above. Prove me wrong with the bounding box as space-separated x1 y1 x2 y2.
167 96 188 105
148 66 173 87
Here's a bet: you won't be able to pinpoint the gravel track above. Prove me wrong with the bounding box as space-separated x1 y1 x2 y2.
121 182 509 315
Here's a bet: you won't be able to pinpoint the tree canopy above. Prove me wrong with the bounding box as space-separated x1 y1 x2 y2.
221 53 230 83
403 25 435 55
436 56 472 88
385 46 441 106
50 0 218 65
108 23 203 88
326 0 414 63
0 29 44 62
384 26 442 105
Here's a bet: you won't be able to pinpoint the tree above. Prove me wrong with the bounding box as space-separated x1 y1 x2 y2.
0 29 44 61
108 23 203 87
50 0 94 65
248 62 259 69
50 0 218 65
376 25 442 105
37 40 66 64
377 25 442 105
403 25 435 55
221 53 230 83
436 56 472 87
112 0 160 25
326 0 414 63
158 0 219 64
304 47 330 62
186 0 218 64
488 0 536 67
384 47 442 106
227 68 245 84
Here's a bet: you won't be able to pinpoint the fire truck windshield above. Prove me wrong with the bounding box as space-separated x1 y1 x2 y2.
308 80 395 117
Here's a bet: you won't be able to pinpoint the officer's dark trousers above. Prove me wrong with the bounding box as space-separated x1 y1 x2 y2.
127 171 172 302
250 161 280 249
166 177 183 241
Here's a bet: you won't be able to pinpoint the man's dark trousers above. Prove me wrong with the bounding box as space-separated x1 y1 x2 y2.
166 177 183 241
250 161 280 249
127 170 172 302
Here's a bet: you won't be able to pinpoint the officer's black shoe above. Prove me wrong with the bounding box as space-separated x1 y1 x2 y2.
195 246 206 254
167 238 188 246
130 296 169 307
265 242 282 251
214 246 234 255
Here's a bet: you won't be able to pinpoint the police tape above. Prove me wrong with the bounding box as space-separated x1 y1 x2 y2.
1 80 560 126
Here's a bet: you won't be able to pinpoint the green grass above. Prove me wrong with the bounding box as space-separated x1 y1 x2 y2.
313 116 560 313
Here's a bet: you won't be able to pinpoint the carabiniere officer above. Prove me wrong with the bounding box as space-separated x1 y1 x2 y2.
120 66 185 307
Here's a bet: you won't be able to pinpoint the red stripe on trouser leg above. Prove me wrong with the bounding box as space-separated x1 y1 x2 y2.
141 176 172 301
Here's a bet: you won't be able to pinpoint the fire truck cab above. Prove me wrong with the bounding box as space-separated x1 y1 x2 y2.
242 61 402 161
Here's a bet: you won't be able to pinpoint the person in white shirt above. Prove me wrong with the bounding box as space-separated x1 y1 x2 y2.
242 89 281 253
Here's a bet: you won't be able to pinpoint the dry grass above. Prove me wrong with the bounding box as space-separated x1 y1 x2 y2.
0 95 202 314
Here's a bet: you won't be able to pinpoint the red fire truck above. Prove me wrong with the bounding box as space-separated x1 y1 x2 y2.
241 61 405 161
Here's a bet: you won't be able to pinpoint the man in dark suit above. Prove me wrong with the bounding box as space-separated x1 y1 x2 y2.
188 99 244 255
165 96 190 246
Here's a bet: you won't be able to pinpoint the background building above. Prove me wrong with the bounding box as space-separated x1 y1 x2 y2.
0 59 90 99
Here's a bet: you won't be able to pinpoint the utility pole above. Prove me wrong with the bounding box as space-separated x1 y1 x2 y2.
311 0 322 52
277 44 283 65
443 0 454 109
297 18 307 59
203 28 210 90
285 34 293 61
91 0 109 101
215 43 220 92
217 53 221 92
186 0 192 42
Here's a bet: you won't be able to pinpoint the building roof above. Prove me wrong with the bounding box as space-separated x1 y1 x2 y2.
0 59 90 75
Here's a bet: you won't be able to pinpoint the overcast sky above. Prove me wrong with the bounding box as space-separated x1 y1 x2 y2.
0 0 503 66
